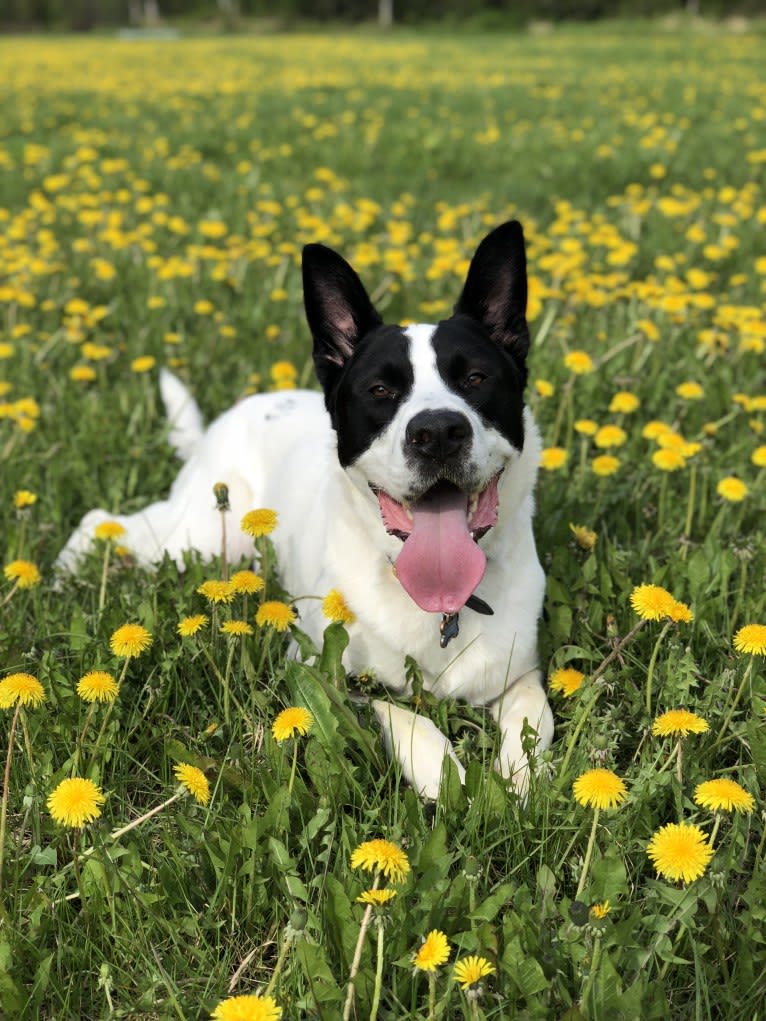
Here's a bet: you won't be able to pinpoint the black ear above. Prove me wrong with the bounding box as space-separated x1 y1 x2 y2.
302 243 383 395
453 220 530 365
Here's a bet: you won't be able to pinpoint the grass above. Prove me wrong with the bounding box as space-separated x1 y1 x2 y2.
1 21 765 1021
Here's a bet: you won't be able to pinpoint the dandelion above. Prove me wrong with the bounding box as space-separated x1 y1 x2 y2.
3 559 41 589
13 490 37 509
413 930 450 972
733 624 766 656
130 355 156 373
272 706 313 742
630 584 675 621
646 822 713 883
76 671 119 703
590 901 611 919
240 508 278 537
694 778 754 814
351 838 410 883
609 392 640 414
652 709 709 737
540 446 569 470
94 520 126 541
550 667 586 697
357 888 398 906
752 445 766 467
322 588 356 624
174 763 210 805
652 448 686 472
221 620 253 637
594 425 627 449
178 614 209 637
569 523 597 550
535 378 554 398
573 768 627 810
229 570 264 595
453 955 495 989
676 381 704 400
255 600 296 632
574 419 598 436
197 579 235 604
0 672 46 709
210 993 282 1021
564 350 594 374
717 476 748 502
110 623 152 658
47 777 105 828
592 455 620 477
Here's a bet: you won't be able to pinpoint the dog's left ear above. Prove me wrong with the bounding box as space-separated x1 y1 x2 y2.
453 220 530 367
302 243 383 396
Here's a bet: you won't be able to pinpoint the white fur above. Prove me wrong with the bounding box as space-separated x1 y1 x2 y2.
57 339 553 799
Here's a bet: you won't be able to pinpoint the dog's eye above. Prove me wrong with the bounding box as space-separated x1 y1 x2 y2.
369 383 398 400
464 372 486 390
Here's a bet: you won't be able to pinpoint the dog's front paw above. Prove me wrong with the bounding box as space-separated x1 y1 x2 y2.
371 700 466 799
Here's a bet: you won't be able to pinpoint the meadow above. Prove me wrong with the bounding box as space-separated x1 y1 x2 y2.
1 21 765 1021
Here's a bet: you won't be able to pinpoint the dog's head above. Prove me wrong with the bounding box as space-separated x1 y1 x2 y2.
302 221 531 616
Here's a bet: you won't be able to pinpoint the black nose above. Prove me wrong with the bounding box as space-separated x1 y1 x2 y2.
405 410 472 463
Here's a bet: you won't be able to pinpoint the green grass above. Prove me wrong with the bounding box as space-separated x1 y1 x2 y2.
1 22 765 1021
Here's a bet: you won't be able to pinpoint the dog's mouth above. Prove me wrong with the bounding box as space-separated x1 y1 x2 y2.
373 474 500 615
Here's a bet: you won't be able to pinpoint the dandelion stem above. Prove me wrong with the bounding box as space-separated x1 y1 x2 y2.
580 932 602 1010
369 915 385 1021
428 972 437 1021
711 658 753 752
222 642 236 726
575 807 600 901
1 579 20 609
75 702 98 770
220 510 228 582
343 873 381 1021
645 621 671 716
264 928 293 997
108 790 183 843
287 739 299 798
708 814 722 848
681 462 697 556
97 539 112 616
550 375 574 448
0 702 21 900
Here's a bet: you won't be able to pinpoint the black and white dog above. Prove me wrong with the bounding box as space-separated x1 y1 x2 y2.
57 221 553 799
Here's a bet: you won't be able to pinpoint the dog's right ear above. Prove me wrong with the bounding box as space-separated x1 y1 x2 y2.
302 244 383 396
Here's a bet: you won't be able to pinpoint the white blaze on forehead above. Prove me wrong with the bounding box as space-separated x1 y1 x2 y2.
402 323 463 413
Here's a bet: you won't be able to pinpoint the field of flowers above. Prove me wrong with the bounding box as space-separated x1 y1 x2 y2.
1 23 765 1021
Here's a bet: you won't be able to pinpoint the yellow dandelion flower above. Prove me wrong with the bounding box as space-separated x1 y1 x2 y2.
572 768 627 810
210 993 282 1021
652 709 709 737
351 838 410 883
76 671 119 703
269 360 297 381
255 600 296 632
630 584 675 621
4 559 41 588
221 619 254 637
652 448 687 472
646 822 713 883
733 624 766 655
569 523 597 550
47 777 105 828
70 365 97 383
594 425 627 449
676 381 704 400
592 455 620 477
94 520 126 541
241 508 278 537
717 477 748 502
130 355 156 374
535 378 554 398
177 614 209 637
574 419 598 436
0 672 46 709
174 763 210 805
272 706 313 742
453 955 495 989
356 888 398 906
540 446 569 470
413 930 451 972
109 623 152 658
550 667 586 697
609 392 640 414
197 579 235 604
693 778 754 814
590 900 611 919
564 350 594 375
322 588 356 624
229 570 264 595
752 445 766 468
14 489 37 509
668 599 694 623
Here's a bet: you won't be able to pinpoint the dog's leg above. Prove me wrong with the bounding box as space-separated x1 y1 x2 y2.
370 699 466 800
490 669 553 800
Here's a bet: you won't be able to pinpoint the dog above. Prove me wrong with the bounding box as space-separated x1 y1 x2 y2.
57 220 553 799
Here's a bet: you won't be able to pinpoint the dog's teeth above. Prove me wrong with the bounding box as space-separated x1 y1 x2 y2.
468 495 478 517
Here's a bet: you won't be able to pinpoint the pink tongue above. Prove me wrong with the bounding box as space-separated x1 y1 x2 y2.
394 484 486 614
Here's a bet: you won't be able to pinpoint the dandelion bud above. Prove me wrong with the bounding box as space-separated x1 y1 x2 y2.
213 482 230 511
